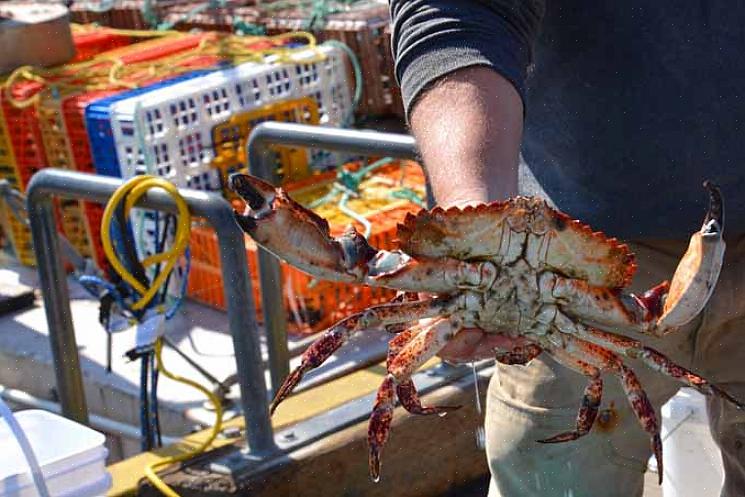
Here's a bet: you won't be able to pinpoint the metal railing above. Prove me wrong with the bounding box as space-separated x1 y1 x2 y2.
26 169 276 455
27 123 422 461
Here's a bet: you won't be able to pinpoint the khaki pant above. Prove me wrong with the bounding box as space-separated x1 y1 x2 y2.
486 236 745 497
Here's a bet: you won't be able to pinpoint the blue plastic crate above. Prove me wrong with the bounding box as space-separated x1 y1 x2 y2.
85 70 213 178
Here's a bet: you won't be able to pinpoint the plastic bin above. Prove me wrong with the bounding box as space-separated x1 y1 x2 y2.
0 409 110 497
661 388 724 497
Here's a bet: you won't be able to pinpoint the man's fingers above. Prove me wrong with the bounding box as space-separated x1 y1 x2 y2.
438 329 483 362
438 329 525 363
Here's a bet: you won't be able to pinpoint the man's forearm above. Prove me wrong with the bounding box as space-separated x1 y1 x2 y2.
410 66 523 208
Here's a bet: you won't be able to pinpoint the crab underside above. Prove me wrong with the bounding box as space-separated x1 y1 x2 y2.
230 173 739 484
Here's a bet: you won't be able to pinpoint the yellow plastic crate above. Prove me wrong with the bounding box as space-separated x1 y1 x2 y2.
210 96 320 193
0 101 34 265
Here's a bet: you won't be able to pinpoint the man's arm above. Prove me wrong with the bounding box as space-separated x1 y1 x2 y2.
410 66 523 207
390 0 545 360
390 0 544 203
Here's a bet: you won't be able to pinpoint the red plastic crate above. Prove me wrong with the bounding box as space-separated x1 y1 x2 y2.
70 27 134 62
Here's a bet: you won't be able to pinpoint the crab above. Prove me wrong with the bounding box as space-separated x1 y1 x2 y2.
229 173 741 483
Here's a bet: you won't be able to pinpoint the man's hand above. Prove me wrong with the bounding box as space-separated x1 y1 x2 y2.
438 328 528 364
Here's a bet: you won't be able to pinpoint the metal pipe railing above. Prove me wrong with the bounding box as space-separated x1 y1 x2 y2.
26 169 276 455
24 124 421 461
246 122 420 395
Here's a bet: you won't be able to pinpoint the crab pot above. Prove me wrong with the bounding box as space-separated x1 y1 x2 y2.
186 160 426 336
260 1 402 119
161 2 261 32
70 0 192 29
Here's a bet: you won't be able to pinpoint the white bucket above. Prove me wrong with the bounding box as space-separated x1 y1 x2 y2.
0 409 111 497
661 389 724 497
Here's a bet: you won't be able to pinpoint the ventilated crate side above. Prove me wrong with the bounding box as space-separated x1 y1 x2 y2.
211 96 320 192
107 44 350 191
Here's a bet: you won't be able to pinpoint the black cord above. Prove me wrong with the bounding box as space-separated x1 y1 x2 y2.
114 196 149 291
149 351 162 447
140 353 152 451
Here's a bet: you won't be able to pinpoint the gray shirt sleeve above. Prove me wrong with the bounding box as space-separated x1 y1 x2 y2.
389 0 545 118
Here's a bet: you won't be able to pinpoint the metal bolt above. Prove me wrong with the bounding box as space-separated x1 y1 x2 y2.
282 431 297 441
220 426 242 439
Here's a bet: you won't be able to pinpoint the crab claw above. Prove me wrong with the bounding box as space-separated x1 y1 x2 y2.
229 172 376 283
657 181 726 331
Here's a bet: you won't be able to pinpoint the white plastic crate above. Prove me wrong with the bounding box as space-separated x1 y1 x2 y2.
110 44 352 189
108 44 351 280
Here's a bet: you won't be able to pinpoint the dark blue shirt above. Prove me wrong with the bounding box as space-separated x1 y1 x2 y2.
390 1 745 239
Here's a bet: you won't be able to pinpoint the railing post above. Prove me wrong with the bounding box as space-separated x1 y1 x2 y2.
208 203 277 455
26 185 89 424
246 122 421 397
25 169 276 454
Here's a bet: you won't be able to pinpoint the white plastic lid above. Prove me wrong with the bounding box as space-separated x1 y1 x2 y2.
0 410 106 484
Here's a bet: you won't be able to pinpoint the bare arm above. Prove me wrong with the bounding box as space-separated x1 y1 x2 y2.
410 66 523 207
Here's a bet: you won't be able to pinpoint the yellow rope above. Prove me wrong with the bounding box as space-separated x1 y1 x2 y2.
100 175 223 497
100 176 191 311
2 31 322 109
144 338 224 497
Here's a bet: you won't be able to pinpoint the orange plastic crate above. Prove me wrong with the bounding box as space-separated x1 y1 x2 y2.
186 160 426 336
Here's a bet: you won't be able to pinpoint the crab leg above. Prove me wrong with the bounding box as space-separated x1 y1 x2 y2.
554 334 663 483
536 346 603 444
369 318 457 482
270 297 457 414
230 173 497 293
387 327 461 415
575 326 744 409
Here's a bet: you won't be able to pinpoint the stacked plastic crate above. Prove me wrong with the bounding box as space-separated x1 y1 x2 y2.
0 27 133 265
83 42 352 304
68 1 401 119
100 43 350 188
37 32 224 271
